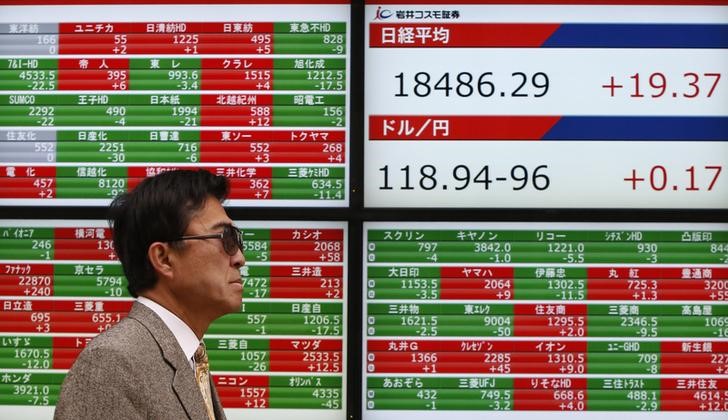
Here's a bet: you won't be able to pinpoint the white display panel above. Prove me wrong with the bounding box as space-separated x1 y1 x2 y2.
364 2 728 208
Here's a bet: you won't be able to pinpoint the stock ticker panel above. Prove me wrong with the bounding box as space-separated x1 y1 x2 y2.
363 222 728 419
0 220 347 420
0 1 350 207
364 1 728 208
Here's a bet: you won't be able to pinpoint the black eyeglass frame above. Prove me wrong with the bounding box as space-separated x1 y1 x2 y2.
168 224 244 256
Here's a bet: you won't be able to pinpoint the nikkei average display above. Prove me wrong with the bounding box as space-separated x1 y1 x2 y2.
364 1 728 208
0 1 350 207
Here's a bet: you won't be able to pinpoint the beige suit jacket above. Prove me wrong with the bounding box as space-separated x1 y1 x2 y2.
54 301 226 420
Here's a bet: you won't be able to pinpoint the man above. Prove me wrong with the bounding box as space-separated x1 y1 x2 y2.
55 170 245 420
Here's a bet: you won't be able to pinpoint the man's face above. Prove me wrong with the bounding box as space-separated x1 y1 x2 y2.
169 196 245 320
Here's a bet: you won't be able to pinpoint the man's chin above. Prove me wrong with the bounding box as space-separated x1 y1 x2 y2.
226 296 243 313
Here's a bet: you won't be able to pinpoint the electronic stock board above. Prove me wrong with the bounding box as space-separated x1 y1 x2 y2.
362 221 728 419
0 1 350 207
361 1 728 418
0 219 348 420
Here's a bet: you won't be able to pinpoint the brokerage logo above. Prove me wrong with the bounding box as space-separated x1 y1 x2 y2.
374 6 393 20
373 7 461 21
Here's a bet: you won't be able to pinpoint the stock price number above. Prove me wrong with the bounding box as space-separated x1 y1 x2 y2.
395 71 549 98
379 164 550 191
624 165 722 192
602 72 721 98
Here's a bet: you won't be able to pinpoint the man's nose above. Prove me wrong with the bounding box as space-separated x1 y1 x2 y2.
231 248 245 268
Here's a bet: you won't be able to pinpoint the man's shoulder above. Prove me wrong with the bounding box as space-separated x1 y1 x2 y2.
84 302 167 351
79 314 162 367
68 302 185 382
88 315 150 348
63 316 171 396
55 312 173 419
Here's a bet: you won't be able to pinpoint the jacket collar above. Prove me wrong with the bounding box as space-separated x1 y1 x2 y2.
127 301 217 419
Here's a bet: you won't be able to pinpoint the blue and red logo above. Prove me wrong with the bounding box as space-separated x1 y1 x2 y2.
374 6 393 20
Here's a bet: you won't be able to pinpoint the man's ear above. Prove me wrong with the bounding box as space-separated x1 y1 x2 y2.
148 242 174 278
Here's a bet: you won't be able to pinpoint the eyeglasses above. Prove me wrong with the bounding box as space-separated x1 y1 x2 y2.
169 224 244 256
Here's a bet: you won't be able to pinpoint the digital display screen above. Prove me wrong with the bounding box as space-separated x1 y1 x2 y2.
363 221 728 418
364 1 728 208
0 1 350 207
0 219 347 420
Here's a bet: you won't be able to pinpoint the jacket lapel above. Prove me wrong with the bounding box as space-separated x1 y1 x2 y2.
127 302 209 420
